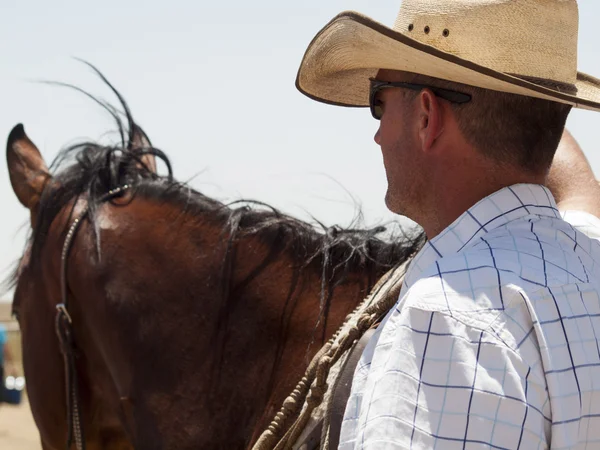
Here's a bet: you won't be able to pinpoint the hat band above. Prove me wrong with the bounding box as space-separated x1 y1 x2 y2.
510 74 578 95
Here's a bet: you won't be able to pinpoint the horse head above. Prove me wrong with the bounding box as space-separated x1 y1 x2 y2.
7 122 159 450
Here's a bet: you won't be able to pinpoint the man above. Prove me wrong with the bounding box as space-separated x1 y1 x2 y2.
296 0 600 448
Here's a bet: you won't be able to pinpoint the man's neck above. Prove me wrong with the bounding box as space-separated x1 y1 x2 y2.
419 163 545 239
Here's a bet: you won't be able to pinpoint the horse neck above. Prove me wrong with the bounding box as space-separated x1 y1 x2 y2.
231 228 390 446
52 193 391 449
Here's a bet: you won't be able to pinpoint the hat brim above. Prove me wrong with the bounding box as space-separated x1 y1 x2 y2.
296 11 600 112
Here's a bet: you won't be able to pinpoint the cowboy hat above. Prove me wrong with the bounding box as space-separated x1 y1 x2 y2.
296 0 600 112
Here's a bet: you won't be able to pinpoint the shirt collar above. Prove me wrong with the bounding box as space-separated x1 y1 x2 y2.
403 183 560 289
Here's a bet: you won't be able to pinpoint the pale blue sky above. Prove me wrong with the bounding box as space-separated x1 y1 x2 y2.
1 1 600 300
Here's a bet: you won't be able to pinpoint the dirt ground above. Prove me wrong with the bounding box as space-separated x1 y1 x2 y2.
0 398 41 449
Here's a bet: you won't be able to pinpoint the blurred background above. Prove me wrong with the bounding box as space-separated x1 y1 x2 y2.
1 1 599 447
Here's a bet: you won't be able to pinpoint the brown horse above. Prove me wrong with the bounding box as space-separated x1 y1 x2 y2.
5 77 422 449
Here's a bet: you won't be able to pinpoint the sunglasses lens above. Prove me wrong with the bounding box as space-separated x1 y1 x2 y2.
370 84 383 120
372 104 383 120
369 80 381 120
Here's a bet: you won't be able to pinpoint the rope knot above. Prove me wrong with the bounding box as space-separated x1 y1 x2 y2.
346 327 360 343
308 384 327 405
316 356 333 378
282 396 298 411
357 314 374 331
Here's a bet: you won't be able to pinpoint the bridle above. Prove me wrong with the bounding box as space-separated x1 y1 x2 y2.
54 184 131 450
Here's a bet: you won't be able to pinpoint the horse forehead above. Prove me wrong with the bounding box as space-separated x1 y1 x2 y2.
56 196 119 232
96 206 119 231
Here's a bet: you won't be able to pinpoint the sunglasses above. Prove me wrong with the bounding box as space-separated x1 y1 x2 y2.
369 78 472 120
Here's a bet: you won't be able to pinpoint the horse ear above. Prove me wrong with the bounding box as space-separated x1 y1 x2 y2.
131 124 157 174
6 124 50 221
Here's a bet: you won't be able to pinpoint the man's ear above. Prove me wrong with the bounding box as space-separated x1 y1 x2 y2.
417 90 444 153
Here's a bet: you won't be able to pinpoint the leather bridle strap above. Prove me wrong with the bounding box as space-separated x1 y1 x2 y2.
54 185 130 450
55 304 84 450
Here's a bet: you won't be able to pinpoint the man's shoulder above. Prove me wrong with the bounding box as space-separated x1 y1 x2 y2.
412 228 543 303
446 215 598 286
403 265 526 332
403 220 561 328
404 213 600 330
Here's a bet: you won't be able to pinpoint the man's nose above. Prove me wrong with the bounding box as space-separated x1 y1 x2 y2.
374 127 381 146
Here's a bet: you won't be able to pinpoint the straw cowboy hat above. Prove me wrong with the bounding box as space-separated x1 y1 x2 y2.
296 0 600 112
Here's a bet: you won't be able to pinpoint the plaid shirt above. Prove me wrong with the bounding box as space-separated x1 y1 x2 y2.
340 184 600 449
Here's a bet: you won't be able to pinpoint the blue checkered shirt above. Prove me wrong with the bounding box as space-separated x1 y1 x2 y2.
340 184 600 449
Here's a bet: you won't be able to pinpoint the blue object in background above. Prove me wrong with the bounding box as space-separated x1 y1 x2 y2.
0 323 5 367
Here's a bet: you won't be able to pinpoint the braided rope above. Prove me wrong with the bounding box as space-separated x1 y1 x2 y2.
252 262 408 450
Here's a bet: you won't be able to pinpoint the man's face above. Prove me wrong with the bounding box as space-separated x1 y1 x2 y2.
373 70 424 218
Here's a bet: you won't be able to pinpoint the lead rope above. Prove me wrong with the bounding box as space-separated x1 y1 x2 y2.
54 185 130 450
252 262 408 450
